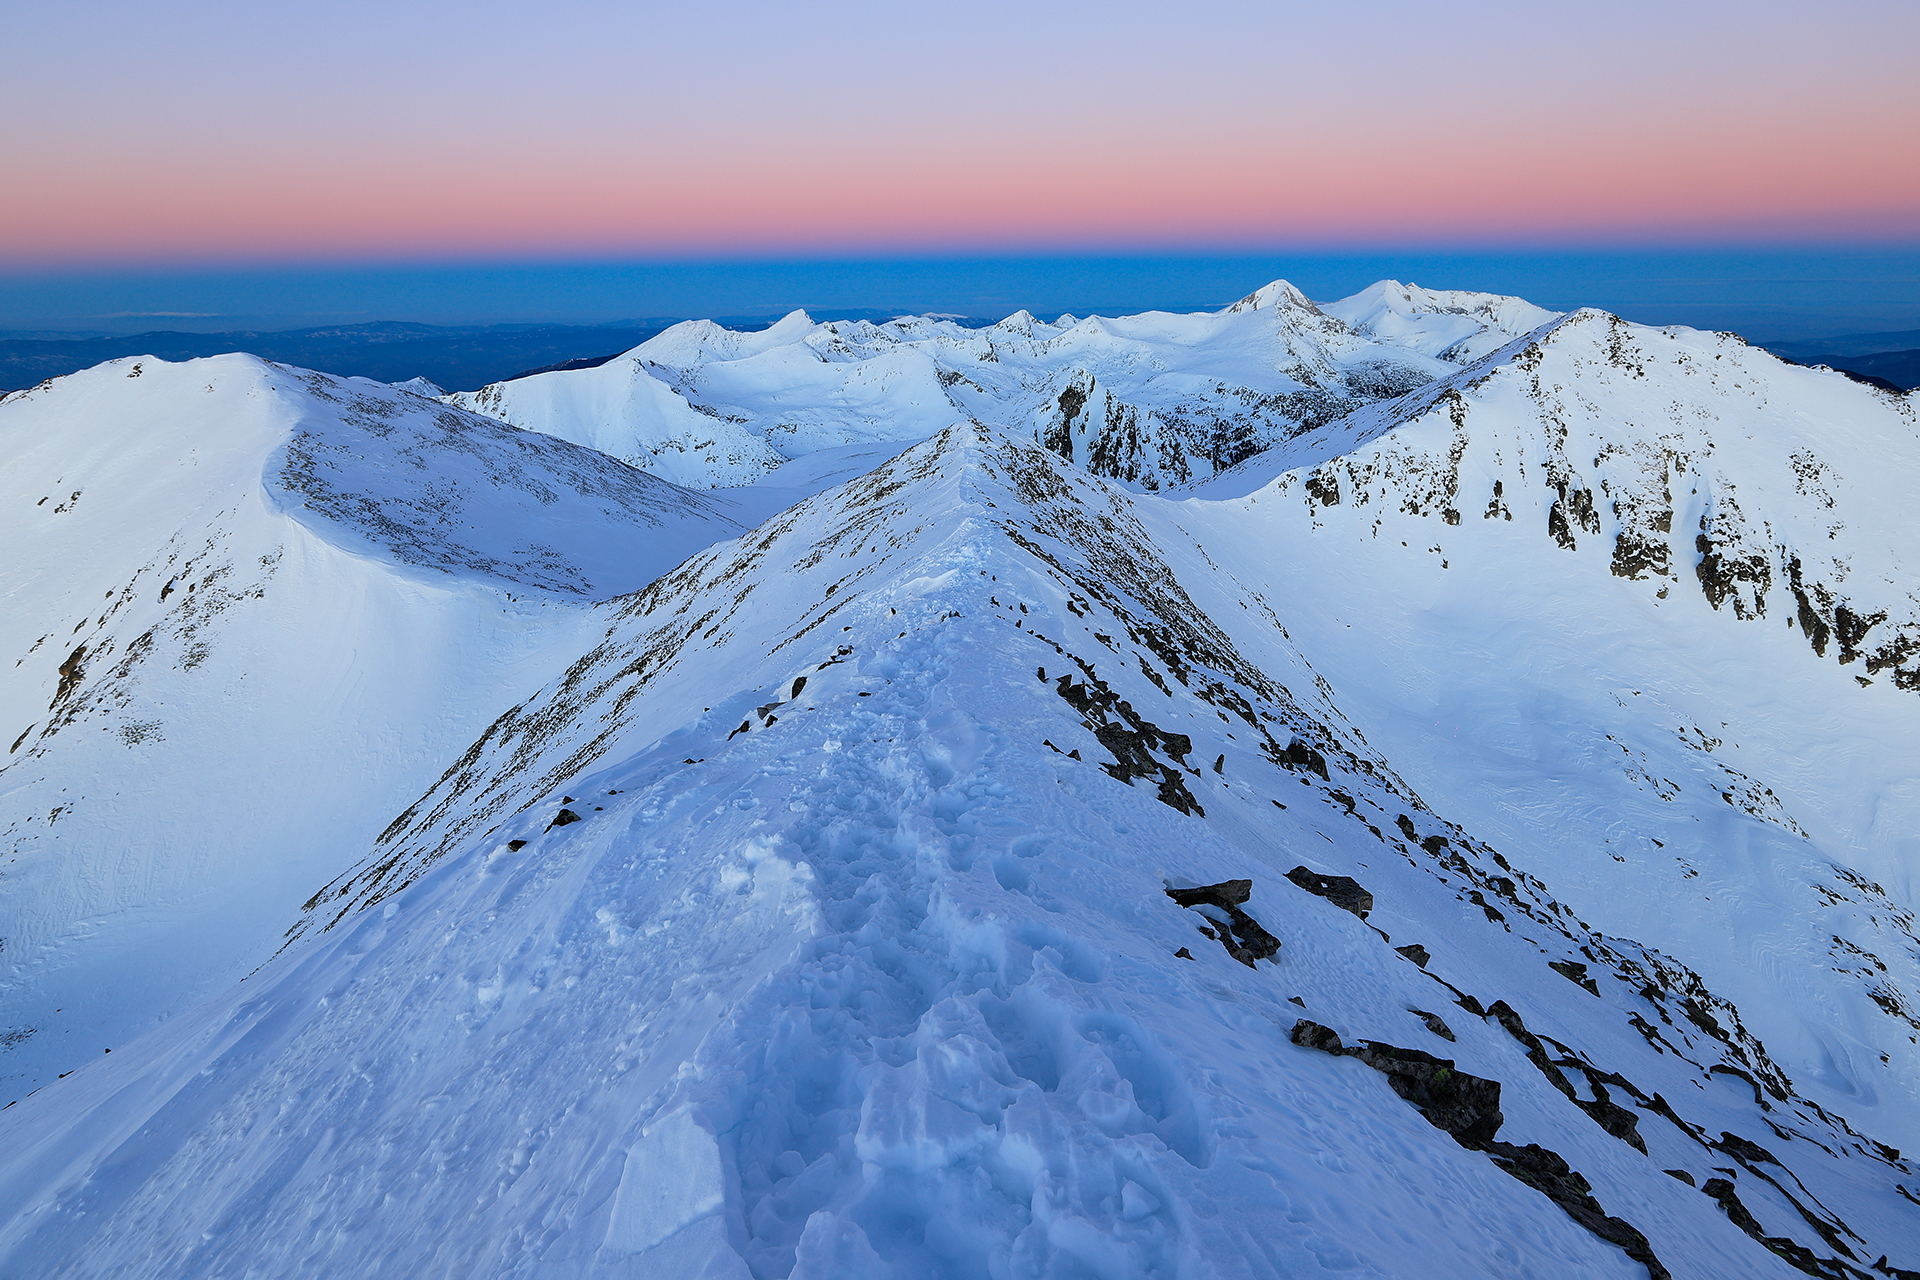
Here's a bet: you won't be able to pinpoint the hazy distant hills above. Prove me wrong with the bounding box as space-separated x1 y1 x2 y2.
0 321 673 393
0 311 993 394
1763 328 1920 391
9 316 1914 398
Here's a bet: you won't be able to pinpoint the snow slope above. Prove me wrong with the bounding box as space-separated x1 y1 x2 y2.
0 356 742 1102
449 282 1533 492
4 412 1916 1279
1174 310 1920 1138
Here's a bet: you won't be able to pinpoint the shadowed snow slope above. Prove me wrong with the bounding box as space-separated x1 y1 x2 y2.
447 281 1550 492
3 412 1915 1280
0 356 742 1103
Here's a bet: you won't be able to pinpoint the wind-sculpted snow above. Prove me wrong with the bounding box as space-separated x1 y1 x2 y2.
0 355 741 1105
447 280 1503 492
7 422 1916 1279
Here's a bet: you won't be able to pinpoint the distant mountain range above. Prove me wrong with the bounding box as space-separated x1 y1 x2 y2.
0 311 1002 395
1763 329 1920 392
0 320 677 394
7 315 1916 401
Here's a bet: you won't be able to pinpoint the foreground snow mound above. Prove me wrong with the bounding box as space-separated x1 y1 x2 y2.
4 425 1912 1280
450 282 1496 491
0 356 742 1102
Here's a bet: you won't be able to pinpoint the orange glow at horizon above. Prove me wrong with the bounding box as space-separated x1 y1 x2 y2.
2 0 1915 266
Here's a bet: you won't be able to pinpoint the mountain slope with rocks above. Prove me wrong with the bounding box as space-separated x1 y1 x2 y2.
2 301 1917 1280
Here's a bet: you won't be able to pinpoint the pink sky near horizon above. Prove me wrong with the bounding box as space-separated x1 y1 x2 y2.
3 0 1915 266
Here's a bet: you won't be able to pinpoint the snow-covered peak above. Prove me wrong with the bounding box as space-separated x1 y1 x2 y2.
991 308 1040 336
1322 278 1562 363
388 375 444 397
1225 278 1321 315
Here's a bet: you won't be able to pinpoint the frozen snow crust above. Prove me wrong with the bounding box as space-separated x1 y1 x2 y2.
3 306 1919 1279
446 280 1555 493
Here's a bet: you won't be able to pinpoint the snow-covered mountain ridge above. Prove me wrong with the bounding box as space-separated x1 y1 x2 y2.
0 355 740 1103
3 295 1919 1279
447 280 1555 493
1199 308 1920 688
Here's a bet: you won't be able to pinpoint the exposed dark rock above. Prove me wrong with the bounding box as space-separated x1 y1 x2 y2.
52 645 87 710
1485 1141 1669 1280
1396 943 1431 968
1174 947 1194 960
1291 1019 1345 1054
1665 1168 1696 1186
506 839 526 851
1550 959 1601 996
1166 879 1252 908
1285 865 1373 918
1694 510 1771 619
546 808 581 830
1487 1000 1578 1099
1346 1040 1503 1146
1289 1019 1667 1279
1611 530 1671 580
1548 483 1599 550
1275 737 1329 779
1834 604 1887 667
1789 555 1834 657
1577 1084 1648 1154
1054 668 1204 816
1718 1132 1778 1165
1165 879 1280 968
1702 1178 1840 1278
1411 1009 1455 1041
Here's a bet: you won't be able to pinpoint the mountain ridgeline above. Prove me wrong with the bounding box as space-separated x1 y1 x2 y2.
1 282 1917 1279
